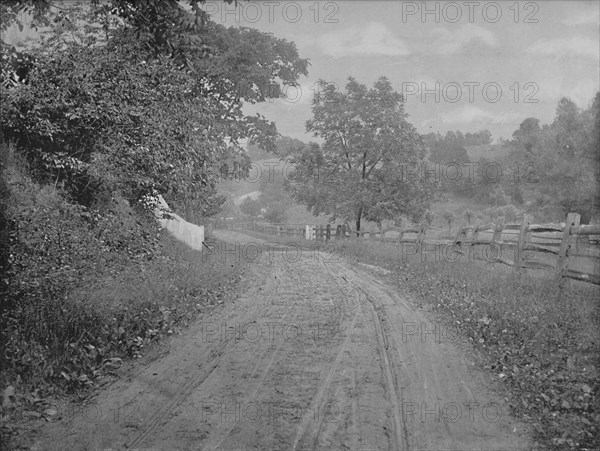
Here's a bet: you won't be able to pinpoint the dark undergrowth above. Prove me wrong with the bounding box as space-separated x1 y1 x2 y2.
0 151 246 449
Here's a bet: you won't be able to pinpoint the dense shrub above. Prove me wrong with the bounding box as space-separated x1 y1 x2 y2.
0 147 163 391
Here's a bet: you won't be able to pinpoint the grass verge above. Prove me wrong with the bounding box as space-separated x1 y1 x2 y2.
0 231 245 448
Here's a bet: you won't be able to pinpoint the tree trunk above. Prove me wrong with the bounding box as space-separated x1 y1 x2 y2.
355 207 363 238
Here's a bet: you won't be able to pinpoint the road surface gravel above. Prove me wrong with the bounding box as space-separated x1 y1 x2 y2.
30 229 530 450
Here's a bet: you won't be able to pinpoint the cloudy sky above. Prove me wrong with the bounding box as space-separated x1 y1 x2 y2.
207 0 599 143
3 1 598 144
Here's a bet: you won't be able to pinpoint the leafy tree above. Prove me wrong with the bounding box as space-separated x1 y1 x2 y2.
239 197 260 217
219 195 240 218
426 130 470 164
588 93 600 163
465 129 492 145
258 169 288 205
506 95 599 222
189 23 308 153
264 202 287 224
423 130 471 196
1 0 231 68
511 117 541 155
2 31 226 212
274 136 307 157
1 0 309 218
285 77 434 234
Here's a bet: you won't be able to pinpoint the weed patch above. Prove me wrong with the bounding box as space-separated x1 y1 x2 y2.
350 240 599 450
0 156 246 446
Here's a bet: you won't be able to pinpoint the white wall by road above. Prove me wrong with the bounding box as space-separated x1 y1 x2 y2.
154 195 204 251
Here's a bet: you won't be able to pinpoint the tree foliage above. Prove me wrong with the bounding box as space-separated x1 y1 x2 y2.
2 31 222 211
239 197 260 217
263 202 287 223
508 94 599 222
1 0 308 216
423 129 491 162
285 77 435 232
511 117 541 155
0 0 310 394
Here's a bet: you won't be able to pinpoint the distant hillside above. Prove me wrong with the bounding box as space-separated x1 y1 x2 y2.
464 143 512 161
217 158 384 229
235 190 261 205
217 158 280 199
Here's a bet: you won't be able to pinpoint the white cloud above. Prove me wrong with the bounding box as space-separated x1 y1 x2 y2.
439 106 521 126
430 24 497 54
536 76 600 108
565 81 600 108
527 36 599 60
563 6 600 26
314 22 409 58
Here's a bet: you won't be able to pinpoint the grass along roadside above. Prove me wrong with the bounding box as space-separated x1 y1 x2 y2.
0 231 246 449
222 228 599 450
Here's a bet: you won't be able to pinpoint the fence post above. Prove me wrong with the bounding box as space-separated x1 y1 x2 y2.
492 216 505 242
488 217 505 264
416 223 427 252
514 214 533 273
557 213 581 280
471 224 480 242
453 222 469 258
470 224 479 259
454 223 468 244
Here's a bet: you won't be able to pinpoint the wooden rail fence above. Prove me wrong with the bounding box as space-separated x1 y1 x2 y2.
216 213 600 285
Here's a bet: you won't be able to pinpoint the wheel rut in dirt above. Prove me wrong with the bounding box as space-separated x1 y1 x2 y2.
30 229 530 450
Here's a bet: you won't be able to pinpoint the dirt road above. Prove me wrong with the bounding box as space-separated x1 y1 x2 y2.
31 229 530 450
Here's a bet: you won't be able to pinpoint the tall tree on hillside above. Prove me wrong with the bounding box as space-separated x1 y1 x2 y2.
509 95 600 221
426 131 469 163
465 129 492 145
511 117 542 155
284 77 435 234
240 197 261 217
